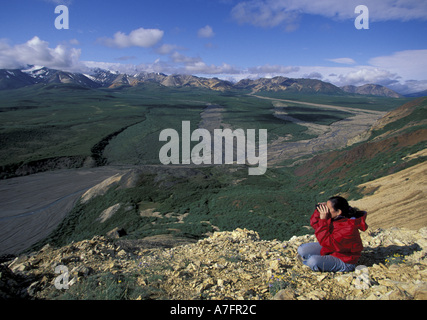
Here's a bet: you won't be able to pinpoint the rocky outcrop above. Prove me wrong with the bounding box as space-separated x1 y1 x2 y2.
1 227 426 300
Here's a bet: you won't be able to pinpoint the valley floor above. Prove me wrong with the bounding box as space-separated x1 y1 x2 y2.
0 97 416 256
251 95 386 163
0 166 127 256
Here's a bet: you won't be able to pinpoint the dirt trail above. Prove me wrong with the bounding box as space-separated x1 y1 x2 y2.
251 94 384 116
0 167 126 255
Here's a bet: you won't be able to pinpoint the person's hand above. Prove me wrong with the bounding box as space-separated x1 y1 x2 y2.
317 203 330 220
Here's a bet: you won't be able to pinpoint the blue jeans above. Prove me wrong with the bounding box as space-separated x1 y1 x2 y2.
297 242 355 272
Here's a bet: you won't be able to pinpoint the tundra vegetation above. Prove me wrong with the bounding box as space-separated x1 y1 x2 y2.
0 83 424 249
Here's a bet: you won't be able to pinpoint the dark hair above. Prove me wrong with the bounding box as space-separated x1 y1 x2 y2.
328 196 356 218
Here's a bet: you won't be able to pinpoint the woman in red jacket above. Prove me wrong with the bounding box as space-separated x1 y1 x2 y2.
297 196 368 272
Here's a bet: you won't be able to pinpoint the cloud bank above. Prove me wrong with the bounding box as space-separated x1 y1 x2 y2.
0 36 81 71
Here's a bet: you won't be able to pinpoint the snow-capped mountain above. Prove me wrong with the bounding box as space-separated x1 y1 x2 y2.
0 65 99 89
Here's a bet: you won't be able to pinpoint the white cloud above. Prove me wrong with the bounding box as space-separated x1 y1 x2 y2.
185 62 240 75
170 51 202 64
231 0 427 29
247 64 299 74
292 65 396 86
393 80 427 95
43 0 73 5
336 67 400 86
98 28 164 48
0 36 82 70
168 51 240 75
197 25 215 38
156 44 184 55
69 38 80 45
327 58 356 65
231 1 299 28
284 50 427 93
369 49 427 81
114 56 137 61
303 71 323 79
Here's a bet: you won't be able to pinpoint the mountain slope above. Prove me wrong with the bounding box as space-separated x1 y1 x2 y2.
0 69 35 90
351 156 427 230
235 76 343 94
341 84 403 98
22 66 100 88
405 89 427 98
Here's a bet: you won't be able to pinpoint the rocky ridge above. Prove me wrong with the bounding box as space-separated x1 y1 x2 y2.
1 227 426 300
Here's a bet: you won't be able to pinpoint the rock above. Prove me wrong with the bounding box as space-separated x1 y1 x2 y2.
388 288 410 300
273 288 295 300
117 249 127 258
317 274 327 282
269 259 280 271
70 265 92 277
302 289 327 300
10 262 28 273
414 287 427 300
335 273 354 286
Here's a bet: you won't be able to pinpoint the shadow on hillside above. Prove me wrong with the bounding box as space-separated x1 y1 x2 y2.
358 243 422 267
0 263 36 299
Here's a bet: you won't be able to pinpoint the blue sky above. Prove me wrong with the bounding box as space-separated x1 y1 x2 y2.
0 0 426 94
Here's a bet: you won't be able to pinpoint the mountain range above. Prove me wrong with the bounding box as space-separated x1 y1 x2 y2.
0 65 421 98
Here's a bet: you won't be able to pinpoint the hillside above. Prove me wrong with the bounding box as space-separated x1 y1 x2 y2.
352 158 427 230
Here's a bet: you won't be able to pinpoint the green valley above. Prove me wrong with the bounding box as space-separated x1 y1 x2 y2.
0 80 425 254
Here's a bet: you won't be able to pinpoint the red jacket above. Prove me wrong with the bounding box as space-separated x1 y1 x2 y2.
310 208 368 264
